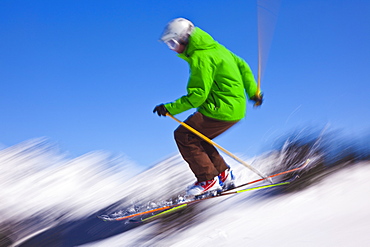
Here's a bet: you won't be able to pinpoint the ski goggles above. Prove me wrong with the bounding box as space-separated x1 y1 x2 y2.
164 38 180 50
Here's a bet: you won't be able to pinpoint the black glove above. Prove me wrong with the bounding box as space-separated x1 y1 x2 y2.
153 104 169 117
250 93 263 107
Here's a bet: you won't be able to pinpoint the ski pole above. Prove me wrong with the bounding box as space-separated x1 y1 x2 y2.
166 113 269 181
255 0 281 107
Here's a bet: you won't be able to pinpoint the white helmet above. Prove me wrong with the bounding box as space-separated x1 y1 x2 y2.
160 18 194 43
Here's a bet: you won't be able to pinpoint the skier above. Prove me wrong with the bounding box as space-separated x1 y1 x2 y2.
153 18 263 196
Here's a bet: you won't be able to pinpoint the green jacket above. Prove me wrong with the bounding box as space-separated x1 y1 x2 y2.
164 27 258 121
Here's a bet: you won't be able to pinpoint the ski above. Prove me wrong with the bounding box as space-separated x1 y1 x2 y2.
231 158 310 190
98 159 309 222
130 178 296 223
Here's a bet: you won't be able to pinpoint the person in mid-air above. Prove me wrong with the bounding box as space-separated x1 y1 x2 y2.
153 18 263 196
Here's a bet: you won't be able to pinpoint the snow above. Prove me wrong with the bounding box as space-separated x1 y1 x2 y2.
83 164 370 247
1 138 370 246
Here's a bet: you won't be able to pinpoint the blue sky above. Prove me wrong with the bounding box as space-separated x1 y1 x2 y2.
1 0 369 168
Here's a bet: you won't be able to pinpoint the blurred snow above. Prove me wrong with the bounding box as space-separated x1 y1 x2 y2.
84 162 370 247
0 136 369 246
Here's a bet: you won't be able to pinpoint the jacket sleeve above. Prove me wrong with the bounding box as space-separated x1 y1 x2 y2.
164 55 214 115
233 54 258 99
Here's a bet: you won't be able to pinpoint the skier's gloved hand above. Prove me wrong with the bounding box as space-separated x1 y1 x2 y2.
250 93 263 107
153 104 169 117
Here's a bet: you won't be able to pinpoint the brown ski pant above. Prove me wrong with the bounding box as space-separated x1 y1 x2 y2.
174 112 238 182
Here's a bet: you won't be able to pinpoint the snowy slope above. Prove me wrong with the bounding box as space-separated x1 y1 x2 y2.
83 163 370 247
1 136 369 247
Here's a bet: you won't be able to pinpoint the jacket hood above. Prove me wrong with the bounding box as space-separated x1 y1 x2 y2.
183 27 217 56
